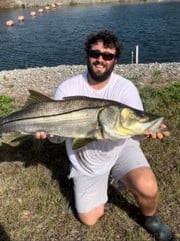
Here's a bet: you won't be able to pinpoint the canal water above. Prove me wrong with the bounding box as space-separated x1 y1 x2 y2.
0 2 179 71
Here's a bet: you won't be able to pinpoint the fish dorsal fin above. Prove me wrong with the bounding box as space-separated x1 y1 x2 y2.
72 138 94 150
26 90 53 105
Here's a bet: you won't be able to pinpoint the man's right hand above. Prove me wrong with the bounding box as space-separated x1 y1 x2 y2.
35 131 47 139
35 132 63 143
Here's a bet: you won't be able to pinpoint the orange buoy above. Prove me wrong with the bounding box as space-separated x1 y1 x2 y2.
30 11 36 17
18 15 25 21
45 6 50 10
38 8 44 13
51 3 56 8
6 20 14 27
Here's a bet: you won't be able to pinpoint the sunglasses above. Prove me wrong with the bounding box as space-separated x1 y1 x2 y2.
89 50 116 61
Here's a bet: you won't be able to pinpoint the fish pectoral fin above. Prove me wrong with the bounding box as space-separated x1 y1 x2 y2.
72 138 94 150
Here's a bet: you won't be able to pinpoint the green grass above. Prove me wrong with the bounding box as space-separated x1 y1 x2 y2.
0 83 179 241
0 96 16 115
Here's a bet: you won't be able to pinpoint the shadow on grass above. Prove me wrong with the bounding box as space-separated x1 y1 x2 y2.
108 184 144 226
0 138 76 214
0 224 11 241
0 137 144 226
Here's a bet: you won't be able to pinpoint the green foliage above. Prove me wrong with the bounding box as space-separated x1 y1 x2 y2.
69 1 79 6
152 70 161 78
139 83 180 118
0 95 15 115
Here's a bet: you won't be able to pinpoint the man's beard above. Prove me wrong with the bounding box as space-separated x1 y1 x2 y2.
87 60 116 83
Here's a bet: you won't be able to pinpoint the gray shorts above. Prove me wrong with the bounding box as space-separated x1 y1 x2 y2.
71 140 150 213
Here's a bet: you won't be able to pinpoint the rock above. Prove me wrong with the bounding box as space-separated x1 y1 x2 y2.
0 63 179 105
0 0 176 9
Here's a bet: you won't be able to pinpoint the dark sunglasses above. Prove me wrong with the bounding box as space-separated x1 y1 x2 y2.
89 50 116 61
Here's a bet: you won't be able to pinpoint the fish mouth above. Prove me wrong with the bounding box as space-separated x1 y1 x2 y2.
144 117 164 133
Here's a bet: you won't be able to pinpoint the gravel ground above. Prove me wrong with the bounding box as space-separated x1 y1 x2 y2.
0 63 179 105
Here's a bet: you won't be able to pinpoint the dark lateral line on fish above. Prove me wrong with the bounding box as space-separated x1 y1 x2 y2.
0 105 110 125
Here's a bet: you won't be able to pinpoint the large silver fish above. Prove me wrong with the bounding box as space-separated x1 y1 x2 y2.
0 90 164 149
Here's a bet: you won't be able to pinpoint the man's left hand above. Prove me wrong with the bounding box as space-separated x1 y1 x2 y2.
147 124 170 139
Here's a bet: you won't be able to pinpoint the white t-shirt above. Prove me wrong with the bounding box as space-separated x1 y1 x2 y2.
54 70 144 177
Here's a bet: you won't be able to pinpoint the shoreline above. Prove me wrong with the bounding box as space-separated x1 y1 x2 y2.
0 63 179 105
0 0 179 9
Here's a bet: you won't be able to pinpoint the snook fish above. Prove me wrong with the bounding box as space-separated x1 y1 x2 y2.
0 90 164 149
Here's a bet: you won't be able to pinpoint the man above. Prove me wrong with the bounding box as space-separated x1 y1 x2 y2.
35 30 176 241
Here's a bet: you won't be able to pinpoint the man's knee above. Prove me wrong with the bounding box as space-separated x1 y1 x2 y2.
123 167 159 198
138 175 159 198
78 205 104 226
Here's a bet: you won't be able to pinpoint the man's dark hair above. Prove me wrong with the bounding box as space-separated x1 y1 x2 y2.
84 30 123 59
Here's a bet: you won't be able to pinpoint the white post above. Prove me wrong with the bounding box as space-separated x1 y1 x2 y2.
135 45 139 64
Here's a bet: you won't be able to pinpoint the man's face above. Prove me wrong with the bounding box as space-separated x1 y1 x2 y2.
87 41 117 83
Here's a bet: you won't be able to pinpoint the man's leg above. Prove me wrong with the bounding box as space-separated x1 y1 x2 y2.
72 172 110 226
111 139 176 241
122 167 176 241
78 204 104 226
77 167 158 226
122 167 159 216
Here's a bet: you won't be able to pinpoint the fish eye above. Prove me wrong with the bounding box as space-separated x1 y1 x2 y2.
138 113 149 122
140 114 146 119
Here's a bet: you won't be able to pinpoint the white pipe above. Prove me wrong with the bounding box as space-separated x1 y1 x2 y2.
135 45 139 64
